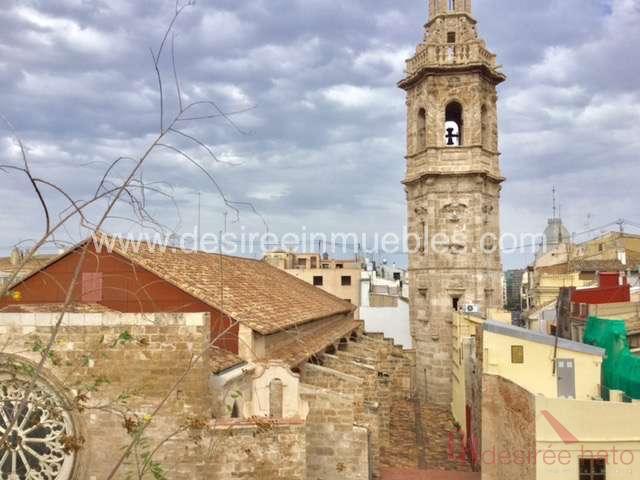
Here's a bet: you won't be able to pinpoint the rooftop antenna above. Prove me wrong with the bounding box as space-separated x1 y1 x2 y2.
197 191 201 251
584 213 592 232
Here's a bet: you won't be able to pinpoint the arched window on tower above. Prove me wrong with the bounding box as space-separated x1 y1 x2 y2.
481 104 489 149
445 101 463 146
417 108 427 151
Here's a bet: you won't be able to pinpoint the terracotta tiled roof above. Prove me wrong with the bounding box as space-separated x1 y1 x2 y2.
569 259 625 272
210 347 245 374
100 234 354 335
537 259 627 275
0 303 114 313
0 255 56 282
264 318 360 367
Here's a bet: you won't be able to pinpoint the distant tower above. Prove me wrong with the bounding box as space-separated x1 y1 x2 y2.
399 0 506 405
537 186 571 257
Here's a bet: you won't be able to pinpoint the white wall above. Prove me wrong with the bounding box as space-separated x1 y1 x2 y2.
359 298 412 348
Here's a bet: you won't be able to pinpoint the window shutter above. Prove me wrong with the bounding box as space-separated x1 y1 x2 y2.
81 272 103 302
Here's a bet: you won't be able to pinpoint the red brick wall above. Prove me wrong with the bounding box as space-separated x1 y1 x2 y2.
0 244 238 353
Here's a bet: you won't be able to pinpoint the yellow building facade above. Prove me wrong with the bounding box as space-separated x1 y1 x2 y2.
263 251 362 308
534 395 640 479
482 321 603 401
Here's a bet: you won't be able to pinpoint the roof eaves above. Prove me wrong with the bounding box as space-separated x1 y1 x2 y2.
484 320 605 357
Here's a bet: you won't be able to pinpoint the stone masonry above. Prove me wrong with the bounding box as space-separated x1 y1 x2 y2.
0 308 416 479
0 312 214 479
300 333 415 480
399 0 506 405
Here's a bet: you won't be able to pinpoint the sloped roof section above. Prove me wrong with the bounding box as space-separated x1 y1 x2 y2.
265 318 361 367
0 254 56 282
484 320 605 356
569 259 625 273
537 259 626 275
98 234 354 335
210 347 245 375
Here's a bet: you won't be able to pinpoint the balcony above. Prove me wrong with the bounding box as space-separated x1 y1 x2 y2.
402 41 504 84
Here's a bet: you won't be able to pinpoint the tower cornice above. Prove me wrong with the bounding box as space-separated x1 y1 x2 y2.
398 64 505 90
398 42 506 90
425 12 476 29
402 170 505 187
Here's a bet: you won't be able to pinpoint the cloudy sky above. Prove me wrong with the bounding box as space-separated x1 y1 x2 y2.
0 0 638 268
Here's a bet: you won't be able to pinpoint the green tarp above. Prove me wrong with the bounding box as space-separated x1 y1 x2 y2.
584 316 640 400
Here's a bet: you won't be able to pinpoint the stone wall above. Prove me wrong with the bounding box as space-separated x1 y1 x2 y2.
322 353 382 477
369 294 398 308
0 310 414 480
307 334 415 479
209 420 306 480
481 374 536 480
300 383 369 480
0 312 213 479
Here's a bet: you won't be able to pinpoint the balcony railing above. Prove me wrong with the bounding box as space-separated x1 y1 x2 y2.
405 41 498 77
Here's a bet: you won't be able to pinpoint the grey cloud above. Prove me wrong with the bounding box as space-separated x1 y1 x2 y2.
0 0 638 269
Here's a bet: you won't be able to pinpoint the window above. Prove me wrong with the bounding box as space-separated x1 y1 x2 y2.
341 275 352 286
269 379 284 418
0 360 77 479
310 257 317 268
313 276 324 286
511 345 524 364
81 272 103 302
417 108 427 150
336 264 344 269
448 0 455 11
580 303 588 317
297 258 307 268
598 243 604 252
452 296 460 311
447 31 456 43
445 101 463 146
579 458 606 480
629 335 640 349
571 302 579 316
344 299 352 304
231 400 240 418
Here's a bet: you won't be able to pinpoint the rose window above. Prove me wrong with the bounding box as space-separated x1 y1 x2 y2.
0 367 76 480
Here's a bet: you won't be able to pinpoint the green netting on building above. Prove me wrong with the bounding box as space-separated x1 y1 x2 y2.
584 316 640 400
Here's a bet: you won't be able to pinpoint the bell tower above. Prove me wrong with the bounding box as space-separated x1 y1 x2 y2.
399 0 506 405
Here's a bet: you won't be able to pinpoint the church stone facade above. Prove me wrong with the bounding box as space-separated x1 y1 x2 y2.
399 0 506 405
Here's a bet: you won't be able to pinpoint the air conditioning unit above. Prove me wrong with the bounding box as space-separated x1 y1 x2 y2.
464 304 480 314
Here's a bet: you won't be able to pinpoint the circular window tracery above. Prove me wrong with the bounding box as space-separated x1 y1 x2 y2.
0 364 77 480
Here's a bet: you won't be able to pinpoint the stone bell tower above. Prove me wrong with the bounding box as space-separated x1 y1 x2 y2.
399 0 506 405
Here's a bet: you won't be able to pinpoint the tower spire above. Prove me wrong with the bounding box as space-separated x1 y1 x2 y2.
552 185 557 219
